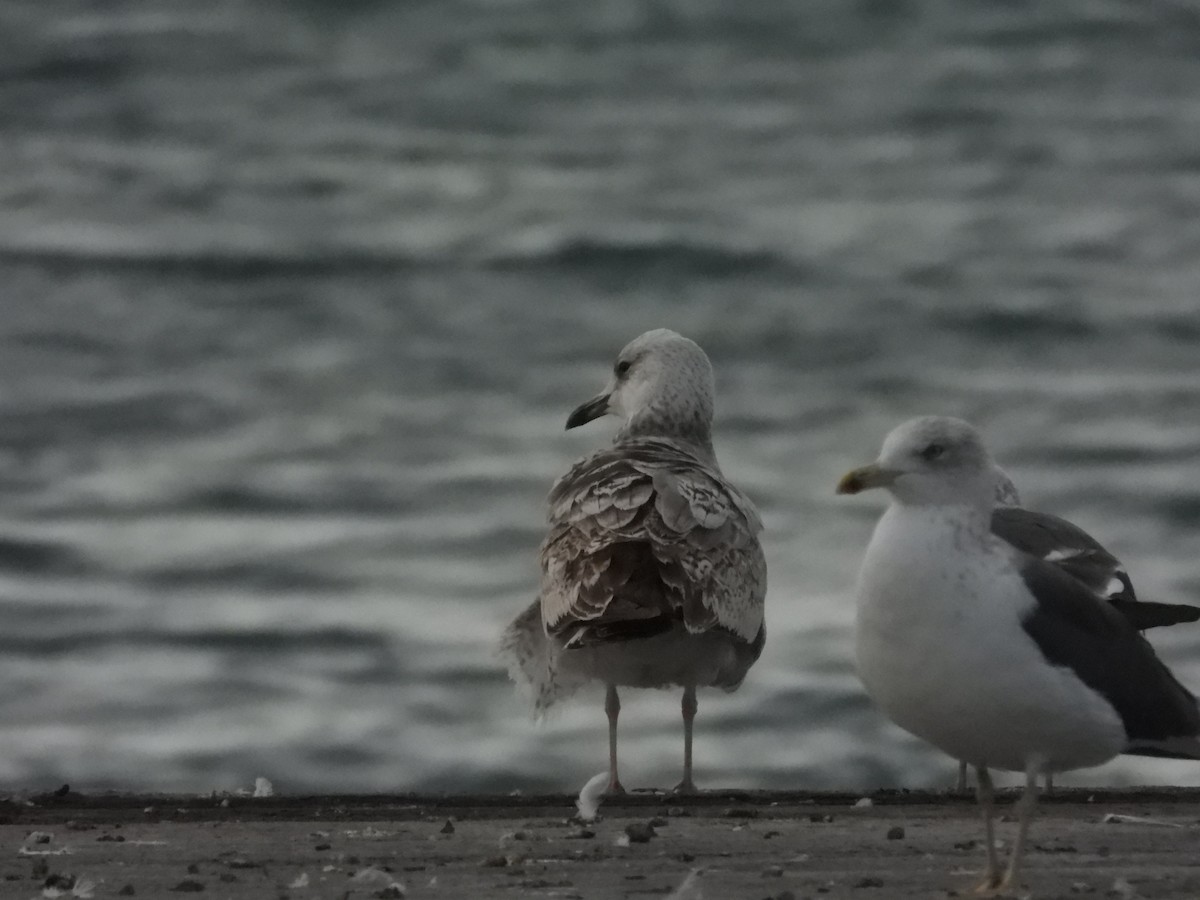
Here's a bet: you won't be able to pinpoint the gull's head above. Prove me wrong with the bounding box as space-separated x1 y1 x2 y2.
565 329 715 443
836 416 996 508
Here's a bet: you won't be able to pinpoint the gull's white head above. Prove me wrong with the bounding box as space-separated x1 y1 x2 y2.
836 416 996 509
565 329 715 446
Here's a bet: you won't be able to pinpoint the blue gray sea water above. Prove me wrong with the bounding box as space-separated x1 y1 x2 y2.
3 0 1200 795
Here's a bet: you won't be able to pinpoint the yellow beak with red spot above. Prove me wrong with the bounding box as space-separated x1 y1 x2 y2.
836 463 902 495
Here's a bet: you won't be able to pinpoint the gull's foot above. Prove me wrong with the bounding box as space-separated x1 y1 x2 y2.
972 873 1023 897
605 779 626 795
671 778 698 795
972 872 1002 895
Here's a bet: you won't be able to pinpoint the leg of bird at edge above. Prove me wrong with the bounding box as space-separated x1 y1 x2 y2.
956 760 969 794
673 685 699 794
973 766 1002 893
997 759 1042 893
605 684 625 794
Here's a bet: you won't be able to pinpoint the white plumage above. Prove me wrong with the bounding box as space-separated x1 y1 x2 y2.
839 415 1200 894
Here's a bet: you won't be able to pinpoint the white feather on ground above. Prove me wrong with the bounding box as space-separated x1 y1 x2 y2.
665 868 705 900
575 771 609 821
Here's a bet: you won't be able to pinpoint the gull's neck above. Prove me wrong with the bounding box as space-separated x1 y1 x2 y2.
616 407 716 462
891 498 993 535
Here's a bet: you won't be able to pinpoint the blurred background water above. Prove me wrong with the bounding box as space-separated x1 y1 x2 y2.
3 0 1200 795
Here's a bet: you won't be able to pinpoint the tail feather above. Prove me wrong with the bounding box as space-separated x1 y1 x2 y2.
498 599 588 717
1124 735 1200 761
1110 598 1200 630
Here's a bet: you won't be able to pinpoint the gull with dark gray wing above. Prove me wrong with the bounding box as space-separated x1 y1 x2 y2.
838 416 1200 895
992 505 1199 629
501 329 766 793
953 476 1200 791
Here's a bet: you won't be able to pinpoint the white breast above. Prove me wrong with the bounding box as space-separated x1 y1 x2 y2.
853 504 1125 774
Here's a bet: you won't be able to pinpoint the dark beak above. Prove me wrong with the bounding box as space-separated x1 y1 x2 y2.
566 394 610 430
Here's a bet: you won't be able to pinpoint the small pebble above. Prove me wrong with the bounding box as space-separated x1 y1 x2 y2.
439 819 455 835
313 843 331 851
808 814 834 823
886 826 905 840
482 856 508 868
724 807 759 819
170 881 205 893
855 877 885 888
186 864 200 874
624 823 656 843
117 886 136 896
762 865 784 878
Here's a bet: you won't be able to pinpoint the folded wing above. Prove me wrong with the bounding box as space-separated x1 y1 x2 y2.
540 438 765 647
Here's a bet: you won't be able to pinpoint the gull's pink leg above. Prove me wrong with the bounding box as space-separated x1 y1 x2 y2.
605 684 625 794
673 685 698 794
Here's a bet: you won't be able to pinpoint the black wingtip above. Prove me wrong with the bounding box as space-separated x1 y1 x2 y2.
1110 599 1200 630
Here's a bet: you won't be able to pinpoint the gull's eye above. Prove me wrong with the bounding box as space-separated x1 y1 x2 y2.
615 359 632 376
919 443 946 461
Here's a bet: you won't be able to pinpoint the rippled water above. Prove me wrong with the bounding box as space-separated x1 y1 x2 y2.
2 0 1200 794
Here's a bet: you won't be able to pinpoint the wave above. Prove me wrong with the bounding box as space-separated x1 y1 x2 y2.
483 237 813 280
0 626 394 657
0 244 426 278
0 235 813 281
0 536 88 575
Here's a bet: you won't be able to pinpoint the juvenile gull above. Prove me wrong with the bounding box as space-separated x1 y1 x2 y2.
502 329 766 793
838 416 1200 894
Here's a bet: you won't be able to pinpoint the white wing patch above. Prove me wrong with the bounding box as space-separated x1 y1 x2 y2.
1043 548 1083 563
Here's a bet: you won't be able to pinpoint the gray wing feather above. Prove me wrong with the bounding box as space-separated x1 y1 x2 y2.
540 438 765 643
995 507 1200 628
1018 557 1200 755
993 506 1128 600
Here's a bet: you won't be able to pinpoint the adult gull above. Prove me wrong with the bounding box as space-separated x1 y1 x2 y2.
502 329 766 793
838 416 1200 894
952 474 1200 792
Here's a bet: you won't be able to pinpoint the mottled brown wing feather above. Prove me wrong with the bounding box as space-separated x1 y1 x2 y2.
539 438 765 642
